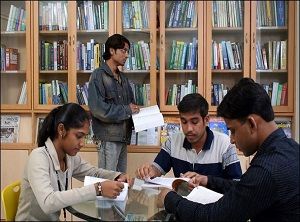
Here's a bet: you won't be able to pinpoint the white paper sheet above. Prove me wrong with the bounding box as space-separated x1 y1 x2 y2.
84 176 128 201
184 186 223 204
143 177 190 189
132 105 164 132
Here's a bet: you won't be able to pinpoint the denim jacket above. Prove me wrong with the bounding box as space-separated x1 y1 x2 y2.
88 63 135 144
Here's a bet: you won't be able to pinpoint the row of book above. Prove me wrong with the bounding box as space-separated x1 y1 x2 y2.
256 40 287 70
77 1 108 30
6 4 26 31
166 80 197 106
212 40 243 70
124 41 151 71
212 1 243 28
76 82 89 105
263 82 288 106
40 40 68 71
168 38 198 70
0 114 293 144
256 1 287 27
76 40 105 71
39 80 68 105
129 82 151 106
122 1 149 29
167 1 197 28
39 1 68 31
211 83 228 106
0 46 20 71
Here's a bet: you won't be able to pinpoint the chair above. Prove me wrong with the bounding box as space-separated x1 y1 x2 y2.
1 180 21 221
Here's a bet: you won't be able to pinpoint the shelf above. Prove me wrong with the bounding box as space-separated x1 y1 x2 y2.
212 69 243 73
1 70 26 74
77 29 109 34
212 27 243 32
128 145 160 153
256 69 288 73
39 70 68 74
165 28 198 32
165 70 198 73
0 143 33 150
39 30 68 35
123 28 150 33
1 31 26 36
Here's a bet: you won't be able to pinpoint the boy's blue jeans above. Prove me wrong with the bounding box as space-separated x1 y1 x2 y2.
97 141 127 173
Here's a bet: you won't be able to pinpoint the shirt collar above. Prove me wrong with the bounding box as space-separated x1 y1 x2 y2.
255 128 287 156
45 137 70 172
183 126 214 151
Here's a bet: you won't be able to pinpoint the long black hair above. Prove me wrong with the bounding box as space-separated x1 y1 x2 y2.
37 103 90 147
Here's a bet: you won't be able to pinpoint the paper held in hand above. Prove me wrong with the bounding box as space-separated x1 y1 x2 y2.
84 176 128 201
132 105 164 132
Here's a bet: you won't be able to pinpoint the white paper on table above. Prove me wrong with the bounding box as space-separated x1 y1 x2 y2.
143 177 190 189
84 176 128 201
132 105 164 132
184 186 223 204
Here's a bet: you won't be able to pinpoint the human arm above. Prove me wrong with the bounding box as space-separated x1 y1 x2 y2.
163 166 276 221
27 151 98 214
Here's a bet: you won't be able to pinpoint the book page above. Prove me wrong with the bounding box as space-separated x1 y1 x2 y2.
143 177 190 189
84 176 128 201
184 186 223 204
132 105 164 132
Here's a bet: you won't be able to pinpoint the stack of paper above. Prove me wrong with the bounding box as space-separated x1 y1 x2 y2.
185 186 223 204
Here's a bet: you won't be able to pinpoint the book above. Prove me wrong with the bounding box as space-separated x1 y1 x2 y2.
1 115 20 143
35 117 45 144
209 117 229 135
5 48 19 70
160 117 181 146
275 120 292 138
132 105 164 132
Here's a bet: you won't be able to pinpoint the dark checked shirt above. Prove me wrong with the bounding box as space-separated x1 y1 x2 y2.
164 128 300 221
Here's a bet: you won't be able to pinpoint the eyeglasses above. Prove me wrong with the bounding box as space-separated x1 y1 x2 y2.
119 48 130 54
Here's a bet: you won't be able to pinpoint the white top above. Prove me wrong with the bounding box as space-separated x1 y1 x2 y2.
16 138 121 221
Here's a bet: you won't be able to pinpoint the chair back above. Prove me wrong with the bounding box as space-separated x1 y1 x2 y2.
1 180 21 221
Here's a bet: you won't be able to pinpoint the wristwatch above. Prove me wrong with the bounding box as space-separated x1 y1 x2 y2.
97 182 102 196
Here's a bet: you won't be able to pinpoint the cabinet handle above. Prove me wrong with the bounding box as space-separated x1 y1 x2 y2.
245 33 248 44
72 35 75 45
160 34 164 45
150 33 153 44
252 32 256 49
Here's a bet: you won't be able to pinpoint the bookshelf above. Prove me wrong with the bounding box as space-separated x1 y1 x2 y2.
0 0 297 178
159 1 205 112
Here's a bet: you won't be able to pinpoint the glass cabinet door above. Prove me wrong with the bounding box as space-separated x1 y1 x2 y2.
1 1 31 109
251 1 295 113
73 1 114 109
159 1 205 112
206 1 251 113
33 1 69 110
116 1 157 107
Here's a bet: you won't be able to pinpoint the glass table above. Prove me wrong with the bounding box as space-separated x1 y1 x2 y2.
67 187 175 221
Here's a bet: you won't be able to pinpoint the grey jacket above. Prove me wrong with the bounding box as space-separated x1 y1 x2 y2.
88 63 135 144
16 138 121 221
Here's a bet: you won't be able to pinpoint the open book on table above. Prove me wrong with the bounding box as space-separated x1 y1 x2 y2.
84 176 128 201
136 177 223 204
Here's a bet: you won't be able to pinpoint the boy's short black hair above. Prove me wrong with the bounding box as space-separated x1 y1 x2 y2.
103 34 130 60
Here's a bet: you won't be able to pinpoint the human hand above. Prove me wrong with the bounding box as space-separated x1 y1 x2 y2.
101 180 124 199
188 174 208 188
116 173 133 187
135 163 160 180
129 103 140 114
157 188 172 208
